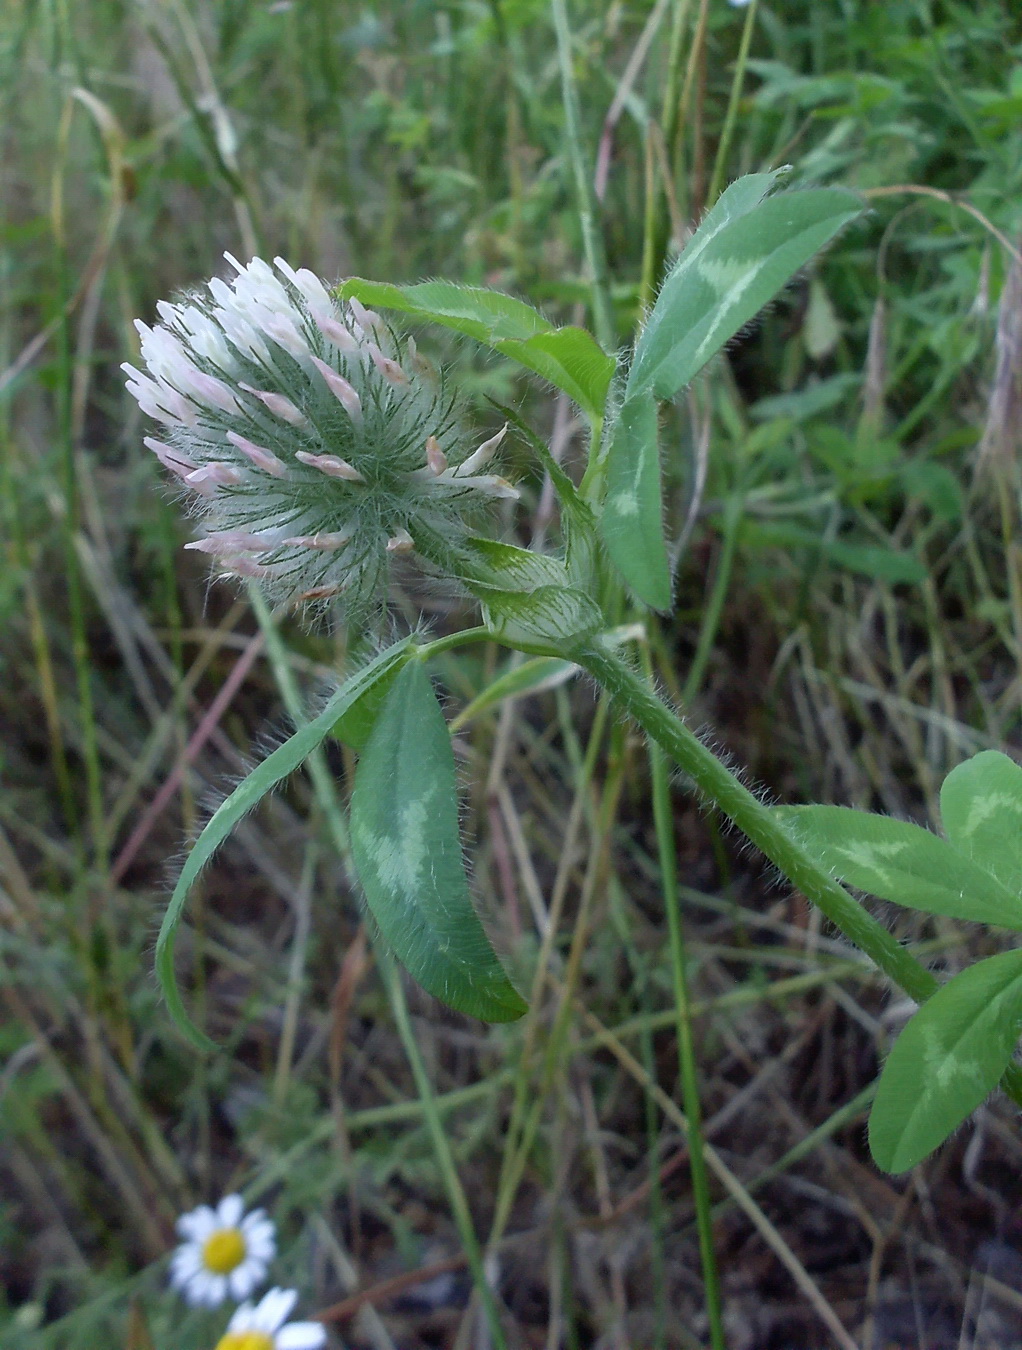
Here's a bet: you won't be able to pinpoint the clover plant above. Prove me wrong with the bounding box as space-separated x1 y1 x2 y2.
125 168 1022 1196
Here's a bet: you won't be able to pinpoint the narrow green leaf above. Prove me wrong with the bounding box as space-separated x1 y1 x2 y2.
339 278 615 418
775 805 1022 928
599 390 671 610
156 637 416 1051
350 660 527 1022
451 657 578 730
339 278 553 341
869 949 1022 1172
629 184 862 401
940 751 1022 900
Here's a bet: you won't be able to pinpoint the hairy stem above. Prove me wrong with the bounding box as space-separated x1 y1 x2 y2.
571 634 1022 1107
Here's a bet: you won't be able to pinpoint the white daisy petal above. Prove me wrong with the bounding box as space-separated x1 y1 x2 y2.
218 1290 325 1350
176 1205 217 1240
169 1248 202 1281
227 1298 257 1331
277 1323 328 1349
217 1194 245 1228
259 1287 299 1331
230 1264 257 1300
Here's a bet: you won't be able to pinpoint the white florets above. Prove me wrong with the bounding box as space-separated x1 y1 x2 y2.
124 254 516 620
214 1287 326 1350
168 1193 276 1308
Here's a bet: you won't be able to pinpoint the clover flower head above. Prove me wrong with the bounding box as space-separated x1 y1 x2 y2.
124 254 516 621
214 1287 326 1350
169 1193 276 1308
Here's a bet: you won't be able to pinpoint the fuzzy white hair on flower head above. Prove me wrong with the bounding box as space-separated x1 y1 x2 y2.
124 254 515 629
214 1287 327 1350
169 1193 276 1308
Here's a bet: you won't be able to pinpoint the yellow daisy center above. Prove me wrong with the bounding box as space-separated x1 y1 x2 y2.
214 1334 274 1350
202 1226 247 1274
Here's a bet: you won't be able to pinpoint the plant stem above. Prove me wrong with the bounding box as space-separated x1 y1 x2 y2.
682 491 743 704
574 637 937 1000
660 0 696 168
574 636 1022 1111
550 0 615 352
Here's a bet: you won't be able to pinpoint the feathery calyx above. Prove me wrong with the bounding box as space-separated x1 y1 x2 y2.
124 254 516 619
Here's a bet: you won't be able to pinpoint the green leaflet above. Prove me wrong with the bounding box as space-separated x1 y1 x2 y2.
475 582 604 649
338 278 615 419
869 949 1022 1172
628 181 862 402
775 805 1022 929
627 170 780 392
349 660 527 1022
940 750 1022 901
459 535 603 648
598 173 862 611
156 637 416 1051
462 535 570 589
599 389 671 610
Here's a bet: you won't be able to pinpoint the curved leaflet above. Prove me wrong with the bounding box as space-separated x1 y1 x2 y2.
600 390 671 610
940 750 1022 902
339 278 615 419
774 804 1022 929
350 659 527 1022
870 949 1022 1172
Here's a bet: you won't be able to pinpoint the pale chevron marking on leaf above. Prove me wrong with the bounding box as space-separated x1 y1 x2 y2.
609 415 649 519
922 1022 991 1096
962 791 1022 839
357 788 435 897
691 256 762 366
832 838 909 874
695 253 761 296
612 490 639 517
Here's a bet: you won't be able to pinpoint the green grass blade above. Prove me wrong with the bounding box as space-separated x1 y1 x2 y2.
870 949 1022 1173
349 660 528 1022
155 637 415 1051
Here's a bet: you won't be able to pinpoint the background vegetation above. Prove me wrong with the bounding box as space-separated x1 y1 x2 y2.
2 1 1022 1346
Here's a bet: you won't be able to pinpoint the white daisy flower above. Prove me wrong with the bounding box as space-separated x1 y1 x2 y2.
214 1287 327 1350
169 1193 276 1308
